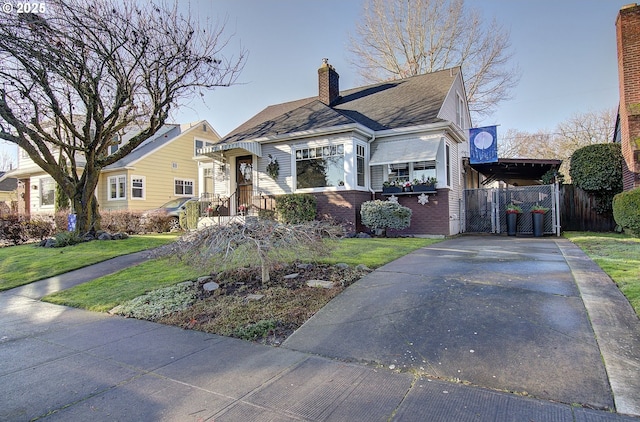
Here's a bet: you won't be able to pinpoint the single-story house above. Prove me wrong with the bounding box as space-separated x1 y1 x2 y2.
196 60 472 236
0 171 18 214
8 120 221 215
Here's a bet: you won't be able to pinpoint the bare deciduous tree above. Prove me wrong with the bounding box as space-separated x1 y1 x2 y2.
349 0 520 120
0 0 245 232
0 146 15 171
498 108 617 181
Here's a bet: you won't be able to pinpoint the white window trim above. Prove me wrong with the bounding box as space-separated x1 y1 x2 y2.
174 178 195 196
194 138 216 156
107 174 127 201
131 175 145 200
292 142 347 192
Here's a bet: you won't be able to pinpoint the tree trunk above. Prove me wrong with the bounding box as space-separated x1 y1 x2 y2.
72 174 101 234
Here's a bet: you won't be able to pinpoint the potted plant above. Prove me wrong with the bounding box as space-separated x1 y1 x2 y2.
506 203 522 236
531 204 549 237
382 180 402 194
402 180 413 192
412 176 437 193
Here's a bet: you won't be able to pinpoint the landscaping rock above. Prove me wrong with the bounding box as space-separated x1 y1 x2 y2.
356 232 372 238
297 263 314 270
43 238 57 248
98 232 112 241
246 294 264 301
198 276 214 283
356 264 372 272
307 280 334 289
334 263 350 269
283 273 299 279
203 281 220 292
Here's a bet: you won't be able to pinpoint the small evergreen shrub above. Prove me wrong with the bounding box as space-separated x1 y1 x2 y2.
613 188 640 236
360 200 412 234
275 194 317 223
54 230 84 247
111 284 197 321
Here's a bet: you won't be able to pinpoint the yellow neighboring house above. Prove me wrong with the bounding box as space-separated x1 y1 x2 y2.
8 120 221 216
0 172 18 214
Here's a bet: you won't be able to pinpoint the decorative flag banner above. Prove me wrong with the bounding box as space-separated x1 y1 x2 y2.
469 125 498 164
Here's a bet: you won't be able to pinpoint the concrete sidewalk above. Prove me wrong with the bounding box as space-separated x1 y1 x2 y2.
1 236 639 421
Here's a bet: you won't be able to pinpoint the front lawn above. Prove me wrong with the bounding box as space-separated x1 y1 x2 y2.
564 231 640 316
41 237 442 343
0 233 179 291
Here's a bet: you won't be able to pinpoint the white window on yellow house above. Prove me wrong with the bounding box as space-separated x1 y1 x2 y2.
108 175 126 200
131 176 145 199
195 139 215 156
174 178 194 196
39 177 55 207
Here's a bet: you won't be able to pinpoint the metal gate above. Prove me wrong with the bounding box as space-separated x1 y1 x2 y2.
464 184 560 235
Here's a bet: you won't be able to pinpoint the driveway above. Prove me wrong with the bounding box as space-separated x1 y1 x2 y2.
283 236 640 414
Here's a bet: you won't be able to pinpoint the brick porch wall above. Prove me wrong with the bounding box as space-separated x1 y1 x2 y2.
312 189 451 236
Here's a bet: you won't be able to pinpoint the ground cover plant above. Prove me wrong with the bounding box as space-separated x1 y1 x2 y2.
42 236 441 345
0 233 179 291
565 231 640 316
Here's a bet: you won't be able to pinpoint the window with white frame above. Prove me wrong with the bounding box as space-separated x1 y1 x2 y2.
388 162 436 184
195 139 215 156
40 177 55 207
295 144 344 189
174 178 194 196
108 175 127 200
356 144 366 187
456 93 465 128
131 176 145 199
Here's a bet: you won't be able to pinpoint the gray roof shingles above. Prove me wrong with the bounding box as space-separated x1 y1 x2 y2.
221 67 459 144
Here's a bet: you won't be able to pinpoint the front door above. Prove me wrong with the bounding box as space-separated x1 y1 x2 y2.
236 155 253 214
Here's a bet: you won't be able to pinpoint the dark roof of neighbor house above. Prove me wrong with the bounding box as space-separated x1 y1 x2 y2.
222 67 460 144
0 172 18 191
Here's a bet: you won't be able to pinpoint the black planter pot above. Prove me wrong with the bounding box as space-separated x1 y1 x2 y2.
532 212 545 237
506 212 518 236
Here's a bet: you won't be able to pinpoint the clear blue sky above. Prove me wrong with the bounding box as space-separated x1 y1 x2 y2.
0 0 631 165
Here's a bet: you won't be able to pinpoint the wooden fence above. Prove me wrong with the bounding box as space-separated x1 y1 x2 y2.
559 184 616 232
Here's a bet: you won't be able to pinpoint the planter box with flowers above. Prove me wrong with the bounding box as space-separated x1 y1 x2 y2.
411 177 437 193
382 181 402 194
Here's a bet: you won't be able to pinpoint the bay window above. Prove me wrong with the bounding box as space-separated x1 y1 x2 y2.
295 144 344 189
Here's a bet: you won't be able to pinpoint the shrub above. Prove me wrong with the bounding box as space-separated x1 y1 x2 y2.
54 230 85 247
570 143 623 214
25 217 55 240
258 209 276 220
111 284 197 321
0 214 27 245
101 210 143 234
360 200 412 234
613 188 640 236
275 194 317 223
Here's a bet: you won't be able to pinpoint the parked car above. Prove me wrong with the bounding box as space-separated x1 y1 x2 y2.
142 197 196 231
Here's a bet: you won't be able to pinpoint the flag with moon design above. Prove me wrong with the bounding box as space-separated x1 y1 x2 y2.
469 126 498 164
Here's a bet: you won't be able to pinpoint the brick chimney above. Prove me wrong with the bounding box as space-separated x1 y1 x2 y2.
318 58 339 106
616 3 640 189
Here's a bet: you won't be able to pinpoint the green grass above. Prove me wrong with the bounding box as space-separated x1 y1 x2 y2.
41 237 443 312
319 237 442 268
564 231 640 316
0 234 179 291
43 256 206 312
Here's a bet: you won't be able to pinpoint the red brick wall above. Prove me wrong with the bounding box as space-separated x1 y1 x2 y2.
385 190 450 236
617 5 640 189
312 190 451 236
